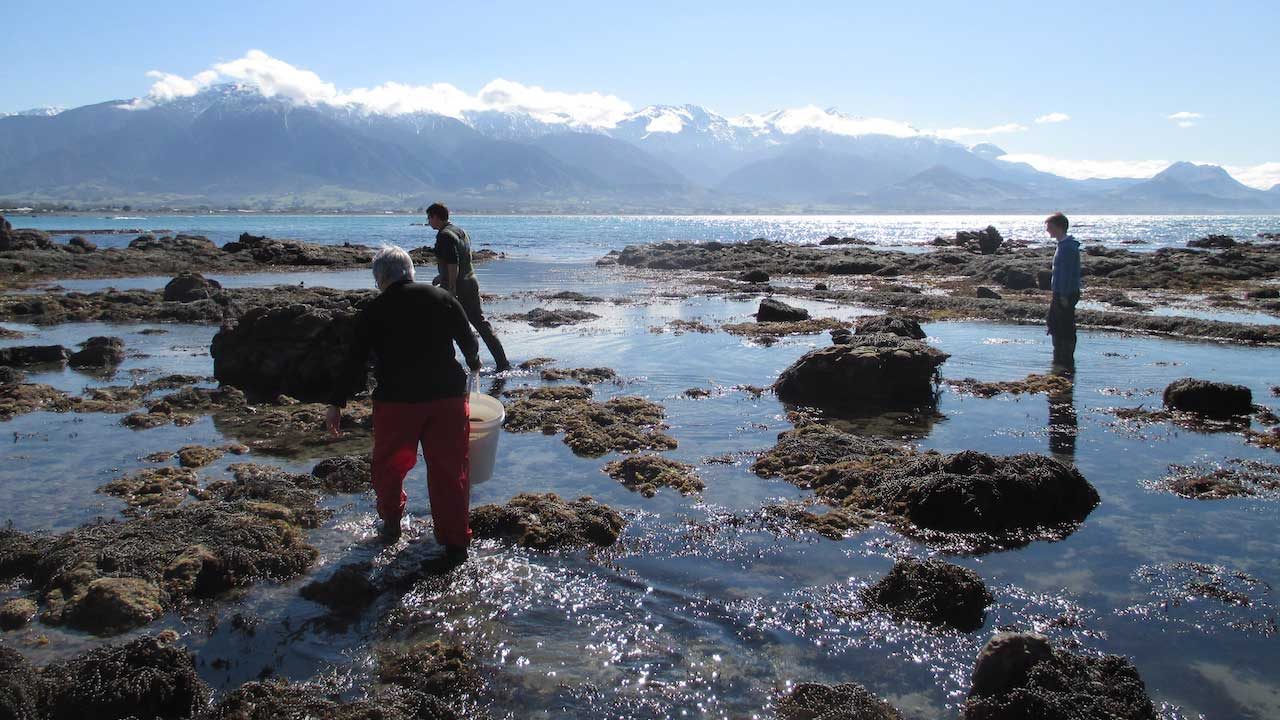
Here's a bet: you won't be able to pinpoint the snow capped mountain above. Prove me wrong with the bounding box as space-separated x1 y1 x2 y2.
2 83 1276 211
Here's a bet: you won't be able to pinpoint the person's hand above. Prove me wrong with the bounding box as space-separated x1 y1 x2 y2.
325 405 342 437
465 355 482 372
431 274 443 286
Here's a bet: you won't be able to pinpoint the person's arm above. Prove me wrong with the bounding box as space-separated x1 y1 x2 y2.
445 263 459 294
326 304 374 435
445 293 481 371
436 229 461 294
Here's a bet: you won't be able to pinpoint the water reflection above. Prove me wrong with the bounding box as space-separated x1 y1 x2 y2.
1047 366 1078 461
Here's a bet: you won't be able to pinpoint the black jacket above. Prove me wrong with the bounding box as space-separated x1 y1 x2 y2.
329 280 479 406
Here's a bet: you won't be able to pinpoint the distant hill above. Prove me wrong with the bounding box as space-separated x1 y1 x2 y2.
0 84 1276 212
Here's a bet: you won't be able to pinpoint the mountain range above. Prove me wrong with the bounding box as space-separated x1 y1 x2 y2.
1 84 1276 213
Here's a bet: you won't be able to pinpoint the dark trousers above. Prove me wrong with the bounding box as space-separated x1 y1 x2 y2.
456 276 508 368
1048 293 1079 366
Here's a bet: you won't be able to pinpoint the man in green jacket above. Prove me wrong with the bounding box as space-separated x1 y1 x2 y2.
427 202 511 372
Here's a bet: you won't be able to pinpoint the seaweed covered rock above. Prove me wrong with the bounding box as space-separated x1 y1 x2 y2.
776 682 904 720
855 314 926 339
861 558 993 631
163 272 223 302
203 463 333 528
0 344 69 366
756 297 810 322
377 640 480 698
211 302 365 403
310 454 373 493
825 450 1098 537
98 466 200 514
964 632 1156 719
0 597 37 630
503 386 676 457
773 334 949 411
207 680 450 720
755 427 1098 547
1162 378 1253 418
0 502 317 636
470 493 625 549
509 307 600 327
603 454 703 497
540 367 618 384
68 336 125 368
39 635 210 720
0 646 42 717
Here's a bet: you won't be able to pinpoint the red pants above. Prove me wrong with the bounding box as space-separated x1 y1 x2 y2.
371 397 471 547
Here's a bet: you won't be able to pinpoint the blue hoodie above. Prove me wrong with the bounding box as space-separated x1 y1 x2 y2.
1051 234 1081 295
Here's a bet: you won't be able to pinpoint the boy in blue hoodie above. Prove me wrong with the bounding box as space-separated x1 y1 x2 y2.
1046 212 1081 367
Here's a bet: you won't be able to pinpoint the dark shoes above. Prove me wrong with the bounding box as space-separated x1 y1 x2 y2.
378 517 403 544
494 361 512 373
420 544 468 574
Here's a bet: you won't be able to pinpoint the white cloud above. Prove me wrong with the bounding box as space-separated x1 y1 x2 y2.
998 153 1173 180
1000 153 1280 190
932 123 1028 140
1223 162 1280 190
475 78 632 127
1168 111 1201 128
750 106 920 138
1035 112 1070 124
119 50 631 127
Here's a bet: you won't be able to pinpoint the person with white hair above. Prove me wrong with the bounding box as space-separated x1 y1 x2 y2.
326 245 481 557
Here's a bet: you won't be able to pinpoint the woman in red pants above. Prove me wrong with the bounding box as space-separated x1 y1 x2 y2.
325 245 481 559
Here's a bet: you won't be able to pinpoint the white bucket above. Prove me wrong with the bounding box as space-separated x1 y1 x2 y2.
467 392 504 485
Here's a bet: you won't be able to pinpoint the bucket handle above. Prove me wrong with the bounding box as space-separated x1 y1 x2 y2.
467 371 478 395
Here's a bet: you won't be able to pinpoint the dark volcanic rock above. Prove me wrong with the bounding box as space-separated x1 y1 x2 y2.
861 557 993 631
990 265 1036 290
740 269 770 283
130 233 217 252
0 344 69 366
470 492 625 549
773 334 949 411
777 682 904 720
975 286 1002 299
212 302 365 403
964 632 1157 719
68 336 126 367
164 272 223 302
540 366 618 384
0 228 54 251
67 236 97 253
855 314 926 339
0 366 24 384
756 297 810 322
300 562 378 614
1162 378 1253 418
1188 234 1236 249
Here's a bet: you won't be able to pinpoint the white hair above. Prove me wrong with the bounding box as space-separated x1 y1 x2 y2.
372 245 414 289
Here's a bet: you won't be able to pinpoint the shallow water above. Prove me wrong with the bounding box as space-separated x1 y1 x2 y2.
3 255 1280 718
13 212 1280 260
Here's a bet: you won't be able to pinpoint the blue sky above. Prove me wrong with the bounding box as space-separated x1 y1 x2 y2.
6 0 1278 185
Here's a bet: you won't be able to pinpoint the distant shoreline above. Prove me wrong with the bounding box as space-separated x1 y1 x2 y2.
7 209 1280 219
